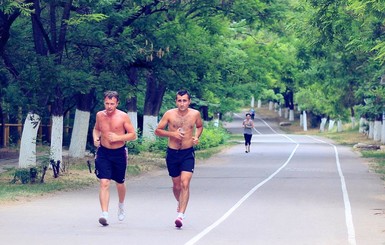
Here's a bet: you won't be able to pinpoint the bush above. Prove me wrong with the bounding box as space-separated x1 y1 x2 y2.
195 122 230 150
11 167 40 184
126 122 229 154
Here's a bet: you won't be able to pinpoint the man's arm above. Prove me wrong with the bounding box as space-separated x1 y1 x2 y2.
108 114 137 143
122 116 137 142
155 111 180 139
192 111 203 145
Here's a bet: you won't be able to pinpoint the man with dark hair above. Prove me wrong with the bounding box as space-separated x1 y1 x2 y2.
93 90 137 226
155 90 204 228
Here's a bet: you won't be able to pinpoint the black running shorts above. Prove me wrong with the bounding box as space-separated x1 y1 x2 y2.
95 145 128 183
166 147 195 177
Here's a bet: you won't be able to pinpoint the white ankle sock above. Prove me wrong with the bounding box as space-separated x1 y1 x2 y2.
102 211 109 218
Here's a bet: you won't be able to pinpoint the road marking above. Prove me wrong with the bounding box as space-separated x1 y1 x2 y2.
184 143 300 245
307 136 356 245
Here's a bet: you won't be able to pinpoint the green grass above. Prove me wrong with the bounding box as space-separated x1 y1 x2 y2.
0 144 229 204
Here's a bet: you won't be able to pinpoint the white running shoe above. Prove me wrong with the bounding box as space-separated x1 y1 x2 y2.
118 207 125 221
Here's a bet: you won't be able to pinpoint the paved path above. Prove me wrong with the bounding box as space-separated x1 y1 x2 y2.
1 112 385 244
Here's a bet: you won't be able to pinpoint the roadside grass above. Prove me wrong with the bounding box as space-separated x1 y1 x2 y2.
0 151 167 205
257 107 385 179
0 141 231 204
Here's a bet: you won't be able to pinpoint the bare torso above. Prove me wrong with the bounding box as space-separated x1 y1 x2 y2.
96 110 128 149
167 108 199 150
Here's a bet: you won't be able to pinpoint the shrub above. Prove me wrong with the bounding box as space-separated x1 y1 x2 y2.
195 122 229 150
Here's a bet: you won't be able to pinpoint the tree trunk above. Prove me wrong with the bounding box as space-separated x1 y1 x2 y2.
69 109 90 158
320 117 327 132
368 121 374 139
284 108 289 119
50 86 64 163
19 113 41 167
337 120 343 132
373 120 381 141
359 117 367 134
381 118 385 144
0 105 4 147
69 92 94 158
142 71 166 139
289 109 294 121
328 119 335 131
302 111 307 131
50 115 63 163
126 66 139 132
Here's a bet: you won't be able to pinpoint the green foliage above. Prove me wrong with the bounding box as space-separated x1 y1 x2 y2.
195 122 230 150
11 167 39 184
126 136 168 155
0 1 33 15
67 13 108 25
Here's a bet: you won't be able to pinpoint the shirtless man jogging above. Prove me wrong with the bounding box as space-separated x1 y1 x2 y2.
155 90 203 228
93 91 137 226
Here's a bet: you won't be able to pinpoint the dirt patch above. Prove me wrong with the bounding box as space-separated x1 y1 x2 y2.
0 149 18 159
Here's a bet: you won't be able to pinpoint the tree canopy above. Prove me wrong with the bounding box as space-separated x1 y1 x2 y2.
2 0 385 149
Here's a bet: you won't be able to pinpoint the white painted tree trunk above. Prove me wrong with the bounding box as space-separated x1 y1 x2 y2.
284 108 289 119
373 120 381 141
299 114 303 127
381 120 385 143
251 96 255 108
268 101 273 110
359 117 367 133
50 116 63 163
278 107 282 117
303 111 307 131
274 102 278 112
337 120 343 132
19 113 41 168
257 99 261 108
143 115 157 140
328 119 335 131
289 110 294 121
320 118 327 132
350 117 355 129
69 109 90 158
127 111 138 132
368 121 374 139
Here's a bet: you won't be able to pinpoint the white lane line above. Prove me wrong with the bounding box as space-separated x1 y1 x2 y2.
254 115 279 134
184 143 300 245
307 136 356 245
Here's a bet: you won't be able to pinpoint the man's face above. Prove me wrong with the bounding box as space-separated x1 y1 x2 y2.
176 94 190 111
104 97 118 115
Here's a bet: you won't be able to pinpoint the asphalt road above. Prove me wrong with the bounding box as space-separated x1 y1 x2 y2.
1 112 385 245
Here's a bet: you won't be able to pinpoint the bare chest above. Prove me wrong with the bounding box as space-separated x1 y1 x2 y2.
99 116 124 132
170 114 194 131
